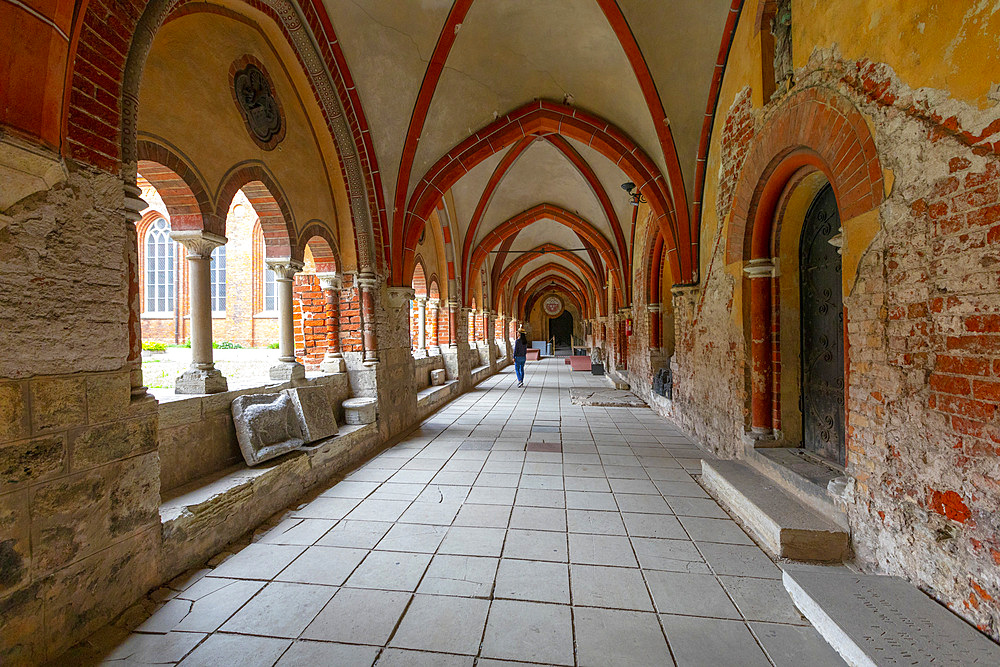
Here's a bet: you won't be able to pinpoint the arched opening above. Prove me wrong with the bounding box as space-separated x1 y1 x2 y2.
549 310 574 351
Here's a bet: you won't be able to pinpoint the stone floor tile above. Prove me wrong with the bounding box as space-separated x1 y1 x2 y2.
480 600 574 666
644 570 741 619
274 545 367 586
615 494 673 514
345 498 411 522
603 465 651 480
375 523 448 553
503 528 568 562
344 550 431 591
570 564 654 610
301 588 410 645
432 470 480 486
719 576 809 624
563 453 601 464
495 558 570 604
564 491 617 511
466 486 517 505
622 512 687 539
441 458 485 472
646 467 694 482
291 496 361 520
402 458 446 471
518 474 565 490
257 518 338 546
275 640 379 666
666 497 731 519
220 581 335 638
345 468 395 483
509 506 567 532
678 516 754 545
660 615 771 667
103 630 205 663
315 520 391 549
439 526 506 557
567 509 627 535
453 503 512 529
208 544 306 581
522 462 563 476
474 472 521 488
749 622 847 667
573 607 672 667
697 542 782 579
653 480 711 498
480 460 523 474
170 580 266 633
568 533 638 567
375 648 473 667
389 469 436 484
397 501 463 525
601 455 642 467
390 594 490 655
320 480 380 499
416 484 470 503
135 598 192 633
609 478 660 494
563 476 612 492
514 488 566 508
370 482 426 501
177 633 290 667
630 537 710 574
417 554 498 598
563 463 606 478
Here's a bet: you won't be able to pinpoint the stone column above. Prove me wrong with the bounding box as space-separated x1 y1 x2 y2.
317 272 346 373
171 230 229 394
356 273 379 365
447 298 459 348
268 258 306 381
648 303 662 351
123 179 149 399
427 299 441 355
745 259 775 436
416 297 428 353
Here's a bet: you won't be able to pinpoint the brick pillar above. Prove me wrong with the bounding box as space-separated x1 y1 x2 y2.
357 273 379 365
745 258 775 436
318 272 346 373
123 180 149 399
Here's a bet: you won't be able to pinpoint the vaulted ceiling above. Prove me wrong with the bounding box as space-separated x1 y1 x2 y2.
323 0 735 309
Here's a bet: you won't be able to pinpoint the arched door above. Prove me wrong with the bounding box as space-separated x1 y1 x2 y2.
549 311 574 349
799 184 845 465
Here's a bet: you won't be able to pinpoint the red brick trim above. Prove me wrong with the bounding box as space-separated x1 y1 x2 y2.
216 162 295 258
513 264 592 313
496 243 604 316
299 222 339 273
523 284 585 322
137 140 215 231
411 256 428 297
726 86 884 265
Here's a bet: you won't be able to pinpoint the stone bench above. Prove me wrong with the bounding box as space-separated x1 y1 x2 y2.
342 397 377 425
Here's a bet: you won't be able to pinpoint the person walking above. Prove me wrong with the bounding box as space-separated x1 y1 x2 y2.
513 330 528 388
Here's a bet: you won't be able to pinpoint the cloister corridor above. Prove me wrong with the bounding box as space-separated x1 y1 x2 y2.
65 359 843 666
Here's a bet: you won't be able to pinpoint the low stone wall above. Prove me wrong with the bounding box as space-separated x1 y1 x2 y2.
156 374 351 494
413 353 445 392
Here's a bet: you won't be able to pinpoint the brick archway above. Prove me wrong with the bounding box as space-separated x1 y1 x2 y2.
524 285 585 322
497 244 605 317
215 163 296 259
727 86 884 437
298 223 340 274
137 141 214 231
513 264 594 316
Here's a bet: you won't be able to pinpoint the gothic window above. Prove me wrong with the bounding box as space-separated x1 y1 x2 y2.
211 245 227 314
263 265 277 312
144 218 175 314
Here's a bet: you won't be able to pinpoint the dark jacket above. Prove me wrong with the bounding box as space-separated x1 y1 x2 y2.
513 338 528 357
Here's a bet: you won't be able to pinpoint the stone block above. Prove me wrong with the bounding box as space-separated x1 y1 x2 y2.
30 376 86 433
0 381 29 443
175 368 228 395
231 392 304 466
269 361 306 382
0 583 44 665
70 415 156 471
0 435 65 487
85 371 131 424
288 385 338 442
343 397 377 425
0 488 31 593
430 369 446 386
157 396 203 430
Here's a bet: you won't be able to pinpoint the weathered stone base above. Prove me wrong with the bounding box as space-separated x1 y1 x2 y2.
343 397 377 424
174 368 228 394
319 357 346 374
269 361 306 382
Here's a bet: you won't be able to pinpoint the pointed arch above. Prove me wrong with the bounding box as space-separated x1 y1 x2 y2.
298 222 340 273
136 140 214 231
215 162 296 258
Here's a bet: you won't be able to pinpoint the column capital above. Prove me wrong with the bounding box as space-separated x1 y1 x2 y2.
386 286 416 309
266 257 305 280
316 272 342 291
427 298 441 309
355 272 378 290
743 258 775 278
170 230 227 259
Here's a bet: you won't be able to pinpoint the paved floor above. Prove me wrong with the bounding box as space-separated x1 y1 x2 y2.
93 359 845 666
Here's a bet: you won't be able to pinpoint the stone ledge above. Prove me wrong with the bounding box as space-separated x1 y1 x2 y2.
159 422 377 580
417 380 457 408
702 459 849 562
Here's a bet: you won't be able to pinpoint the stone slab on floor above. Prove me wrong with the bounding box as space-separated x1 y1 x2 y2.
701 459 848 562
569 388 646 407
783 566 1000 666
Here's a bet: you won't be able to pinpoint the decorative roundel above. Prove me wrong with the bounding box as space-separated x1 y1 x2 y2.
231 56 285 150
543 295 564 317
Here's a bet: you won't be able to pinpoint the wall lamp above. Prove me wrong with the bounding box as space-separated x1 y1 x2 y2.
621 182 647 206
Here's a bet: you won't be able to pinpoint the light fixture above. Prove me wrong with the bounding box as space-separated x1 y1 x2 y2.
621 182 646 206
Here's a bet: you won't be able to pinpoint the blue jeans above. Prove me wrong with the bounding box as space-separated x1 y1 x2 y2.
514 356 526 382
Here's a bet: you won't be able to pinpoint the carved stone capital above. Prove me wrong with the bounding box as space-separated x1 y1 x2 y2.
316 272 342 291
386 286 416 309
171 230 227 259
266 258 305 280
743 258 775 279
355 272 378 290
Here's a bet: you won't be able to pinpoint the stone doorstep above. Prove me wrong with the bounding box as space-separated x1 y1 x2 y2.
701 459 849 563
160 423 375 522
782 566 1000 667
745 445 849 530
